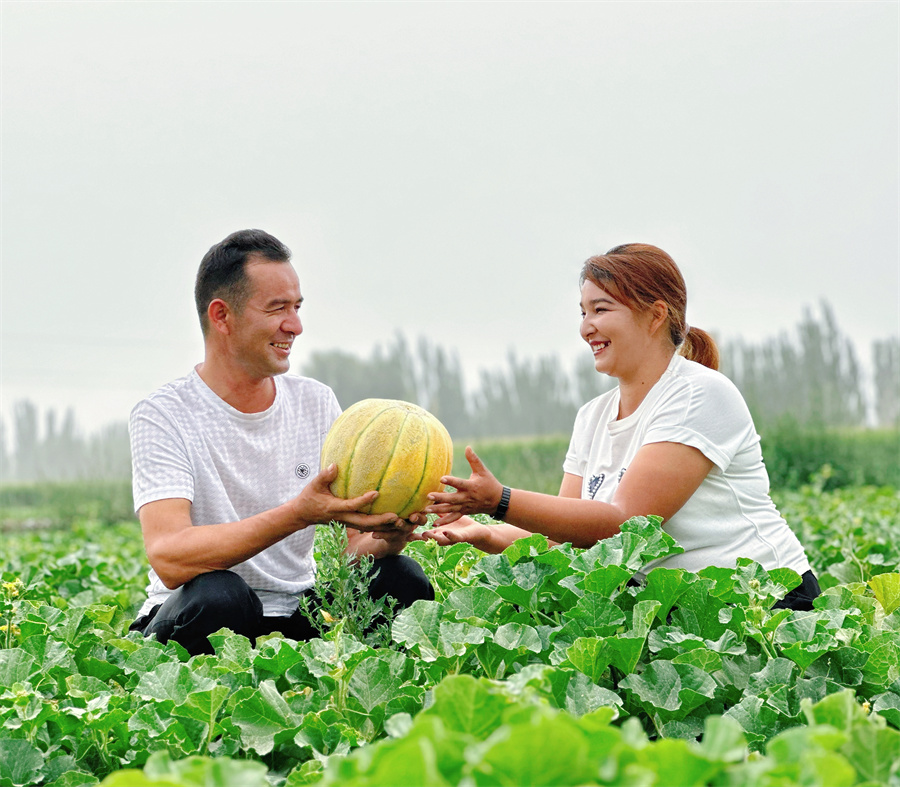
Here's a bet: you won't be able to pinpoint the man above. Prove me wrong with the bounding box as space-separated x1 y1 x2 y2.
129 229 433 655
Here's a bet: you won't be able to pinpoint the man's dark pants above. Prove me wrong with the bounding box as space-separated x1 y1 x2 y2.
129 554 434 656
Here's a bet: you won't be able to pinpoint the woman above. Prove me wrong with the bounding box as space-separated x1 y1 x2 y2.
420 244 819 611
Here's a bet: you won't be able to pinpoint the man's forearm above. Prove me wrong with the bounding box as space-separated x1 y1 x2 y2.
144 498 312 589
144 466 405 589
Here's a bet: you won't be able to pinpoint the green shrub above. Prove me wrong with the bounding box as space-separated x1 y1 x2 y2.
0 480 135 528
0 425 896 532
452 435 570 495
457 427 899 495
760 421 900 489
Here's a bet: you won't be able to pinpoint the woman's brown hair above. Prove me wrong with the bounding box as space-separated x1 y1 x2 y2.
580 243 720 370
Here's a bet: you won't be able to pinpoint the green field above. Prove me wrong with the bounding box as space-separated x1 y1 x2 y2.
1 439 899 786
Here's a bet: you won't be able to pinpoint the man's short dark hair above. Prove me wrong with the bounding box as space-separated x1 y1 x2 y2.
194 229 292 334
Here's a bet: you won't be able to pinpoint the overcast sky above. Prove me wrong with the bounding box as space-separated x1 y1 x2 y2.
2 1 898 438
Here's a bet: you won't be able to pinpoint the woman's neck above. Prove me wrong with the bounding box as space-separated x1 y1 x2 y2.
616 348 675 420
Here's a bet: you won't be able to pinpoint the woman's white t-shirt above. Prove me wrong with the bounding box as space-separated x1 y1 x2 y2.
564 354 810 577
130 370 342 618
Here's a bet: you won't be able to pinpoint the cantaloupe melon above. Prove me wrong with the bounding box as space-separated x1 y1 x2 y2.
321 398 454 519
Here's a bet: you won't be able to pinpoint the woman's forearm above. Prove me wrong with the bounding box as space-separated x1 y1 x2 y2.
481 522 533 553
501 489 627 548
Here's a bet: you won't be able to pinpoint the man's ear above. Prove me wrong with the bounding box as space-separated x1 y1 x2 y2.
207 299 232 335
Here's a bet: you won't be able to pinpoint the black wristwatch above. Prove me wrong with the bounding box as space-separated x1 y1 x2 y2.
494 486 511 521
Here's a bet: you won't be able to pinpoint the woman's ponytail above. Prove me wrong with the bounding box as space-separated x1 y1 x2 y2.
680 326 719 370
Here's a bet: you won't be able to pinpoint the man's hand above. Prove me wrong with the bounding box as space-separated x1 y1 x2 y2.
346 515 422 560
294 463 400 532
140 464 405 590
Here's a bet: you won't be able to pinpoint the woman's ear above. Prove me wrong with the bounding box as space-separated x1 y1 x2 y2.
649 300 669 337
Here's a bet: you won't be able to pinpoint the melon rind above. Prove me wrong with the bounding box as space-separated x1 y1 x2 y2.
321 398 453 519
403 411 453 515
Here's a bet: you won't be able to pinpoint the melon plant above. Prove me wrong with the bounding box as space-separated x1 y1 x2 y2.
321 398 453 519
2 485 900 786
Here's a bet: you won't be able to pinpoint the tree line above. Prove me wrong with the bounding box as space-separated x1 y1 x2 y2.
304 302 899 435
719 303 898 429
0 405 131 483
1 303 897 482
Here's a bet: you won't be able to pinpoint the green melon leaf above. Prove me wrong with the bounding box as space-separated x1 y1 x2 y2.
869 573 900 615
0 739 44 787
420 674 510 741
444 586 504 622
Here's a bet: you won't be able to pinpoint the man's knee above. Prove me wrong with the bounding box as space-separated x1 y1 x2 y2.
181 570 263 614
368 555 435 608
136 570 264 654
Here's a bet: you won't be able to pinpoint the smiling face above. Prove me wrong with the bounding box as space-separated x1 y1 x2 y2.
579 279 660 381
227 258 303 381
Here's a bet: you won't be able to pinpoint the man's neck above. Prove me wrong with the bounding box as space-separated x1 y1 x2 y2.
195 359 277 413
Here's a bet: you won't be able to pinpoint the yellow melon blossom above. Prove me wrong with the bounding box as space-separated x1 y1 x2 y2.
2 578 25 597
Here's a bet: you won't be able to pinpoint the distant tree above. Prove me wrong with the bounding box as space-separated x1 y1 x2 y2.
508 353 577 436
2 400 132 482
5 304 888 486
301 348 375 409
796 304 866 426
301 334 417 409
58 409 81 478
873 337 900 427
468 352 581 438
368 334 418 403
88 422 132 480
572 354 617 408
0 420 10 483
40 408 77 480
721 302 867 428
469 362 519 438
13 400 40 481
415 338 469 437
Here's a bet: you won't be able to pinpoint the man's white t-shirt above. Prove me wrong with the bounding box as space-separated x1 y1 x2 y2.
130 369 342 617
564 354 810 577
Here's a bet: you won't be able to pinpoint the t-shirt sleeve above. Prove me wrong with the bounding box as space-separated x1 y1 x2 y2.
129 400 195 512
643 374 756 473
563 429 582 477
563 400 594 477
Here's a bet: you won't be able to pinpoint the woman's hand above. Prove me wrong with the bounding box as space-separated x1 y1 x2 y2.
424 447 504 526
416 518 495 551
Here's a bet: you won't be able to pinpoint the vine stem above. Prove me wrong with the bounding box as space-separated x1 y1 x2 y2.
753 628 778 661
203 711 216 756
530 606 558 627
